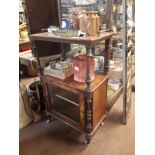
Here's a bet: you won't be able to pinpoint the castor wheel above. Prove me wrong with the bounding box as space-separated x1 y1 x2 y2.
83 138 90 145
46 115 54 123
83 135 91 145
46 119 52 123
101 121 105 126
84 139 89 145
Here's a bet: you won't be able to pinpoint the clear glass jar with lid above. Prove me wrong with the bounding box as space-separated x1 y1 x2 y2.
72 12 80 30
79 10 87 33
94 11 100 33
86 11 97 36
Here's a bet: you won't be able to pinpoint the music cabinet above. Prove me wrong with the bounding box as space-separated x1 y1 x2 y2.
30 31 113 144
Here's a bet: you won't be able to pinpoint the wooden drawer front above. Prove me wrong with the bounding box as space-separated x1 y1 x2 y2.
47 84 80 123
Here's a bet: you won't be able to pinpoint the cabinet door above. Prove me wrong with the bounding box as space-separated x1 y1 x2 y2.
47 83 80 123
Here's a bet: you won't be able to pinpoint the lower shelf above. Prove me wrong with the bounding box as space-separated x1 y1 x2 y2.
106 73 135 112
106 86 123 112
47 109 106 135
47 110 82 132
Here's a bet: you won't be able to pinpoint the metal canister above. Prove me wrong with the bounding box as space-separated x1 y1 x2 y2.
27 81 45 112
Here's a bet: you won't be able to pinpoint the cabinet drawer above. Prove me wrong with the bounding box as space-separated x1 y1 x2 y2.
47 84 80 122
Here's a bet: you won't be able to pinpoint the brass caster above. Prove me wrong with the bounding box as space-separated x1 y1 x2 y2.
83 135 91 145
101 121 105 126
83 139 88 145
46 115 54 123
46 119 52 123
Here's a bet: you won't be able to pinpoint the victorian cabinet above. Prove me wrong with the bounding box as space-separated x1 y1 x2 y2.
30 31 113 144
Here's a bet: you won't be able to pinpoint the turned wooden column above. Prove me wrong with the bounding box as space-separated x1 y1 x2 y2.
84 46 93 144
60 43 66 61
32 41 51 116
32 41 43 75
103 39 111 74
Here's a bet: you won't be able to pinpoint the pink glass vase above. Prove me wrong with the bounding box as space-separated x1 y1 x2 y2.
73 55 95 82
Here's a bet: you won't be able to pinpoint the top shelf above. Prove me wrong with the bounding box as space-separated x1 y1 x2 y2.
29 32 113 46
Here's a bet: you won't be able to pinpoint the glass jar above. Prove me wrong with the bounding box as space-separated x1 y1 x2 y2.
72 12 80 30
94 11 100 33
86 11 96 36
73 55 95 83
79 11 87 33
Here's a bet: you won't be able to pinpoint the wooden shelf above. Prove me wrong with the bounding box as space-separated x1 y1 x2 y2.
42 73 109 92
19 40 30 46
106 70 135 112
106 86 123 112
47 110 81 132
29 32 113 46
